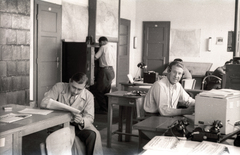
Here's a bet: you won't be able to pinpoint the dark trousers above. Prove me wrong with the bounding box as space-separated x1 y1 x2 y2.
95 66 115 111
73 124 96 155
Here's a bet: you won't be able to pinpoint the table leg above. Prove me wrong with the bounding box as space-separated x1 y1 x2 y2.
125 107 133 142
118 106 123 141
107 99 113 148
138 130 151 153
138 130 143 153
13 131 22 155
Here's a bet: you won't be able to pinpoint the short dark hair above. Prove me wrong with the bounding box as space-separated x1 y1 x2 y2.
70 72 88 84
98 36 108 43
168 61 184 72
174 58 183 62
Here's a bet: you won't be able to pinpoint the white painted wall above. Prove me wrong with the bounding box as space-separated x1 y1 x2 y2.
30 0 235 99
135 0 235 71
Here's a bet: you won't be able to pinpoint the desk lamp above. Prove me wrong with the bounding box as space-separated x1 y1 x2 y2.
134 62 147 81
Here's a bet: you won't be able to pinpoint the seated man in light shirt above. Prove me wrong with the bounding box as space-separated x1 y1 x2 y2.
144 61 195 116
162 58 192 80
40 72 103 155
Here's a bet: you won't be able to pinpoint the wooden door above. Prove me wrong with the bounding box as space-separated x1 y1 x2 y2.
117 19 130 88
143 22 170 75
35 1 62 105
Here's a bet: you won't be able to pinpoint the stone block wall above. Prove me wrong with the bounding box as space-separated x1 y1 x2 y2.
0 0 30 106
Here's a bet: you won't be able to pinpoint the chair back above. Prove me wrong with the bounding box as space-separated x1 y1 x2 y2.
135 97 146 121
46 127 74 155
181 79 196 89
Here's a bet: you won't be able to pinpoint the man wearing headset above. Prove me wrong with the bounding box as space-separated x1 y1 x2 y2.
162 58 192 81
144 61 195 116
40 72 103 155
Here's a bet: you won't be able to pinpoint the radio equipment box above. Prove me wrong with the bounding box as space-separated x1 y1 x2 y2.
194 91 240 134
143 72 159 83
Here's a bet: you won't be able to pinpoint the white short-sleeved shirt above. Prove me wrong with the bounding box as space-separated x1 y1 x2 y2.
95 43 114 67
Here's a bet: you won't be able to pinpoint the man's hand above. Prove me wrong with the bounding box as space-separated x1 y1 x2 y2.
72 114 85 128
73 114 84 124
186 106 195 114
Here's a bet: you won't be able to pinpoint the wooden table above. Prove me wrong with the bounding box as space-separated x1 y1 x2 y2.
0 104 72 155
133 115 194 152
105 91 145 148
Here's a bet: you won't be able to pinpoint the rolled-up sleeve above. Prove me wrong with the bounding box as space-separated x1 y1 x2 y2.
178 87 195 107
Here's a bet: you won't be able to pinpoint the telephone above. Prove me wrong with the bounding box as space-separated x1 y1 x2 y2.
191 120 223 142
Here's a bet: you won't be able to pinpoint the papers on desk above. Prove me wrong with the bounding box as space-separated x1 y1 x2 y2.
188 141 230 155
143 136 230 155
18 108 53 115
199 89 240 98
0 113 32 123
143 136 187 152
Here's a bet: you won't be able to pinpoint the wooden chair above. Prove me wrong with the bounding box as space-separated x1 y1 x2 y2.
40 127 74 155
135 96 146 121
40 126 86 155
181 79 196 89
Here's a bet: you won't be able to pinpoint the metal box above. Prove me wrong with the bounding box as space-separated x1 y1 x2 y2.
194 94 240 134
143 72 159 83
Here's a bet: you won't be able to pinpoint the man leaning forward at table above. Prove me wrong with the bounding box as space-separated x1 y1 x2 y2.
40 72 103 155
144 61 195 116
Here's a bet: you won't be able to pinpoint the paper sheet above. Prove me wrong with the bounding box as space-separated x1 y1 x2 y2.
19 108 53 115
143 137 230 155
143 136 187 152
0 113 32 123
47 99 80 114
188 141 229 155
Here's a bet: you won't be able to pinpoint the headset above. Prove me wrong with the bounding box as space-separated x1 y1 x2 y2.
167 61 185 78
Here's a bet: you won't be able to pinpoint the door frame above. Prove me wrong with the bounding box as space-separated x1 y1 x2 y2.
116 18 130 89
33 0 62 105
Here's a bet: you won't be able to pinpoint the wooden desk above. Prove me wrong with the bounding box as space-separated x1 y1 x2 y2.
133 115 194 152
0 104 72 155
105 91 145 148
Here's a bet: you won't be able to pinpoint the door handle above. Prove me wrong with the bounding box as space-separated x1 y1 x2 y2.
56 57 59 68
87 61 89 71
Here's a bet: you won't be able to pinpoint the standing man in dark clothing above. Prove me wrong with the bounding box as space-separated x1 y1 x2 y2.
94 36 115 113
